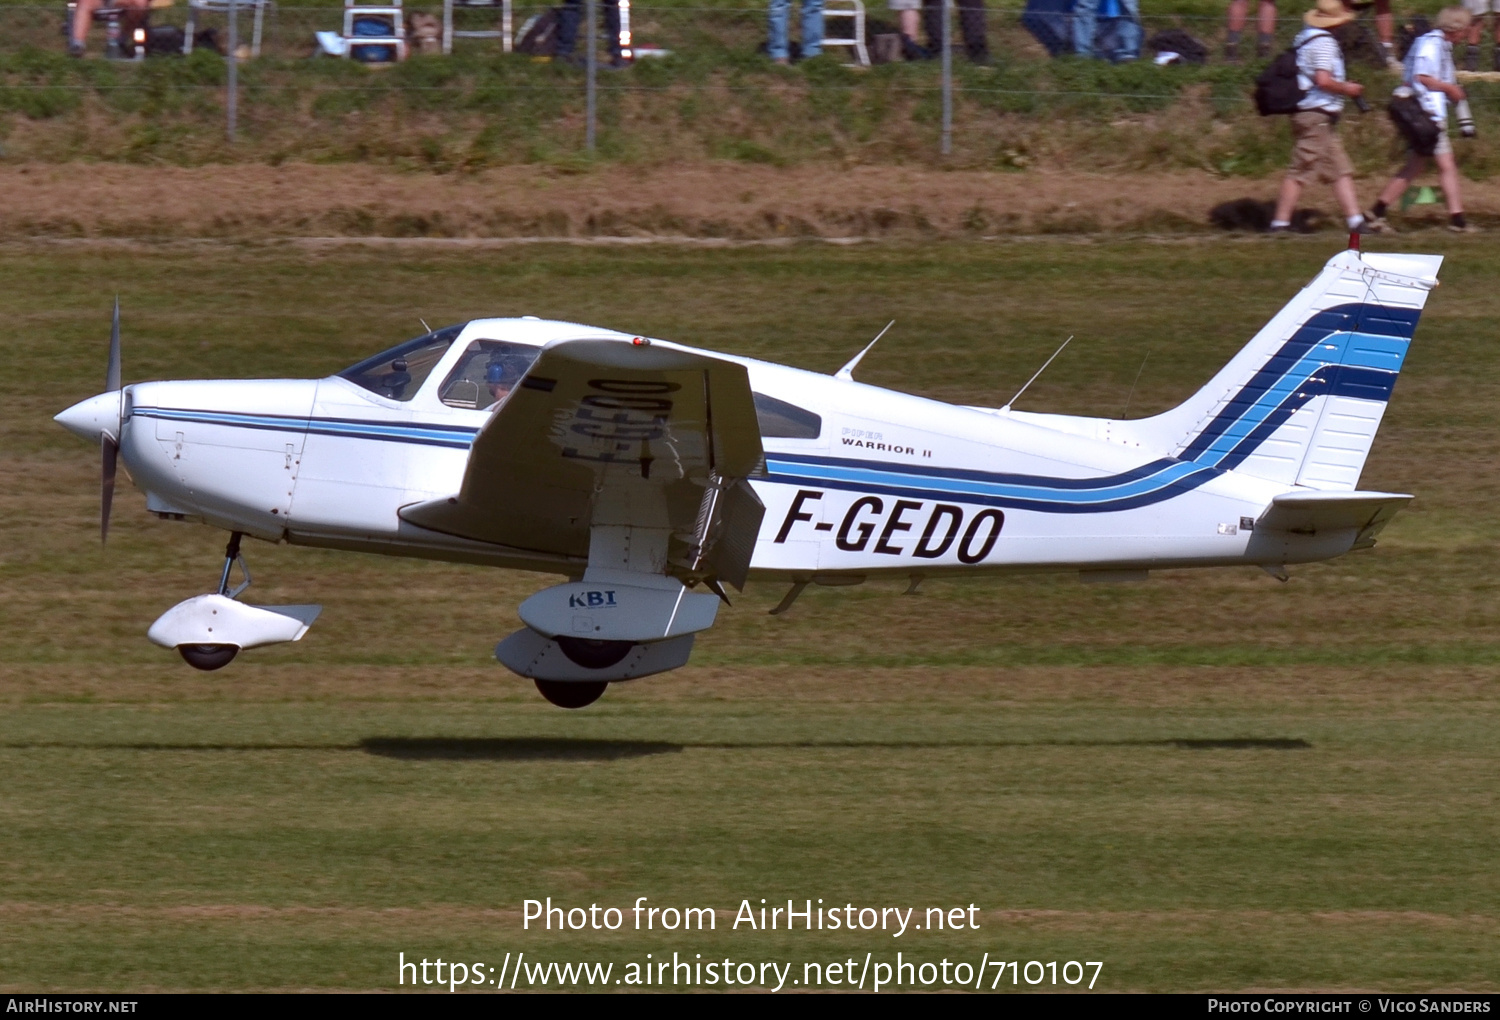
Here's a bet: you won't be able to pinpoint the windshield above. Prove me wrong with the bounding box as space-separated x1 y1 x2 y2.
338 324 466 401
439 338 544 409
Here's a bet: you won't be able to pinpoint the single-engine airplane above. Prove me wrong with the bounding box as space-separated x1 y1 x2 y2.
55 248 1439 708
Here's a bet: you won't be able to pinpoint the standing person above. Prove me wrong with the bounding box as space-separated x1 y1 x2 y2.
1225 0 1396 65
921 0 989 64
885 0 926 59
767 0 824 64
1368 8 1476 232
556 0 624 68
1269 0 1376 234
67 0 149 56
1072 0 1141 60
1463 0 1500 70
1225 0 1278 60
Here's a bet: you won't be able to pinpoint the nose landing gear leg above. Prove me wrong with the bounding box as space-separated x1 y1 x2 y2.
178 532 249 670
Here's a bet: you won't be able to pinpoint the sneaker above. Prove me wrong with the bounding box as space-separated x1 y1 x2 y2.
1267 224 1292 236
1224 41 1240 62
67 38 84 57
1448 222 1481 233
1360 215 1396 234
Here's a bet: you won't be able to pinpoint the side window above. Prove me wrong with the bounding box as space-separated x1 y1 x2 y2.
754 392 822 440
439 340 543 410
338 324 465 402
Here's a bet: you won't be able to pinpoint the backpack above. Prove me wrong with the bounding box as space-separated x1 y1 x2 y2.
517 8 560 56
1254 32 1330 116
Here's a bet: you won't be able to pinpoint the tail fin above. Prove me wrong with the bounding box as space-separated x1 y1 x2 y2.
1137 250 1441 491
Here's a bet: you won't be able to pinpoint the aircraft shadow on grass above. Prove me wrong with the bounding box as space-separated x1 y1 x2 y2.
356 736 1312 761
0 737 1311 761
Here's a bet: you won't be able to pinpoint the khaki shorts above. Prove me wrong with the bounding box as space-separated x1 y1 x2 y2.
1288 109 1355 185
1433 124 1454 156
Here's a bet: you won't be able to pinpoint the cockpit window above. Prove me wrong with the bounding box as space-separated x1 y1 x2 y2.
439 339 544 410
754 392 822 439
339 324 465 402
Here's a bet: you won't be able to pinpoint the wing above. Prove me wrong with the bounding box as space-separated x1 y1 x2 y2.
400 338 765 589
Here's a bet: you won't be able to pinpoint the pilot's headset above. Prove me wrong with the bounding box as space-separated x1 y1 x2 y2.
485 345 528 389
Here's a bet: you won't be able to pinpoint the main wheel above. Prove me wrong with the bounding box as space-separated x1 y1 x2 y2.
554 636 633 670
534 679 608 709
178 643 238 671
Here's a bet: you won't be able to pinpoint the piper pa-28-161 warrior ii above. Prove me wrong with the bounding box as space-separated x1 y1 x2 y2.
55 249 1439 708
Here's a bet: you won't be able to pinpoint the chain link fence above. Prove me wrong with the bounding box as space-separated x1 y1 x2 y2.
0 1 1456 162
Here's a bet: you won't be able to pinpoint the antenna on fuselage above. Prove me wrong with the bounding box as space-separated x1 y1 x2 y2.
834 321 895 382
1000 335 1073 414
419 318 432 334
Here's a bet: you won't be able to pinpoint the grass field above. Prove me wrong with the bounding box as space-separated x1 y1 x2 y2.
1 235 1497 991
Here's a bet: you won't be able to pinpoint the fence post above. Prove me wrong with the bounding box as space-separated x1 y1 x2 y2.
940 0 952 155
585 0 597 152
226 0 238 142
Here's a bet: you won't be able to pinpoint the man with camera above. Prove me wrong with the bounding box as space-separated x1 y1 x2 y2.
1367 7 1477 233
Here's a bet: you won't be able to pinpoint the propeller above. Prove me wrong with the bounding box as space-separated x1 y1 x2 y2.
101 297 122 545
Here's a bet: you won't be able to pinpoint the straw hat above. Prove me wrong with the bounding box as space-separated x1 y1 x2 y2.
1305 0 1355 29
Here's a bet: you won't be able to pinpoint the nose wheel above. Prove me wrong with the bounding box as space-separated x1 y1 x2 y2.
178 643 238 670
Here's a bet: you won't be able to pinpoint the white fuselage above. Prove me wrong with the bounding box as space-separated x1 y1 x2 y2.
110 318 1348 582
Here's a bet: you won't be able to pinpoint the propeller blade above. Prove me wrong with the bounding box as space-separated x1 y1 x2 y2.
106 297 122 393
101 435 118 545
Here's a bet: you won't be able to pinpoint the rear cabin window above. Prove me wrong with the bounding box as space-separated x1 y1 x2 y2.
754 392 821 439
339 324 465 402
439 339 544 410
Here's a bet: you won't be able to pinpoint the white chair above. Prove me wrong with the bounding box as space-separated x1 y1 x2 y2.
441 0 512 54
343 0 407 61
182 0 271 57
821 0 869 66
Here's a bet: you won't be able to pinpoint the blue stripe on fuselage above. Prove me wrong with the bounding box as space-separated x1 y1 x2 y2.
133 407 480 449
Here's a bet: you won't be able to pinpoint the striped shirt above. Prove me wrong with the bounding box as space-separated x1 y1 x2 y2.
1294 28 1345 113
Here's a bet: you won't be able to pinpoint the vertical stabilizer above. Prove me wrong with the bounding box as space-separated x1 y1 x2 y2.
1135 251 1441 490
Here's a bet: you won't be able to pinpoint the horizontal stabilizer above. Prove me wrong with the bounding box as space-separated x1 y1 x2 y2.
1256 490 1411 548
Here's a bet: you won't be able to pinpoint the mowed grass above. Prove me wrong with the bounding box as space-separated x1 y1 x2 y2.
0 236 1497 991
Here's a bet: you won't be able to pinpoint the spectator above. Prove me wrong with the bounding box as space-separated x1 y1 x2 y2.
68 0 149 57
1073 0 1141 61
1268 0 1376 234
556 0 624 68
887 0 928 59
1226 0 1395 65
1463 0 1500 70
1367 7 1476 232
768 0 824 64
921 0 989 63
1224 0 1278 60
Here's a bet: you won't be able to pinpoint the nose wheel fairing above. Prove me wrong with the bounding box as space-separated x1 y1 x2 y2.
147 532 322 670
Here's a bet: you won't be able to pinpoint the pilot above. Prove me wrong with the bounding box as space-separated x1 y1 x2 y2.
483 349 530 410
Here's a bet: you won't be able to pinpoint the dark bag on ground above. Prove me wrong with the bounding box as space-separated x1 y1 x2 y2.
1388 92 1440 155
517 8 560 56
1255 34 1325 115
1147 28 1207 64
